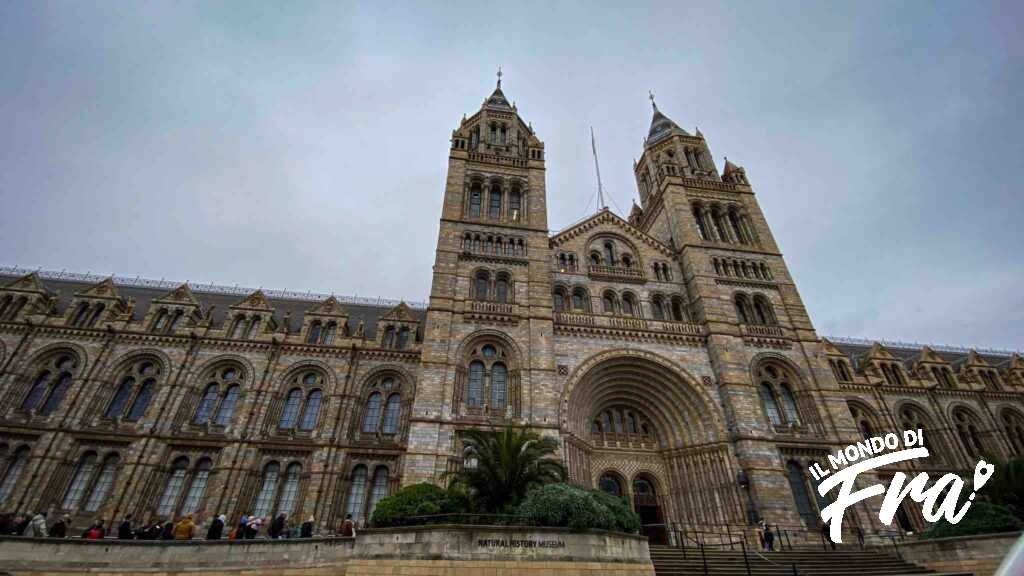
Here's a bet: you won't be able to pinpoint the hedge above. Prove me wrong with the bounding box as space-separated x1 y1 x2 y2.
515 483 641 533
920 501 1023 539
370 483 469 528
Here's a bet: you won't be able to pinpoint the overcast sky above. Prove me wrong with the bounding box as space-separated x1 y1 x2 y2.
1 1 1021 350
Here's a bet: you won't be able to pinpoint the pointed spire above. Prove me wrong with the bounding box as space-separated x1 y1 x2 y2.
646 94 689 146
483 67 513 110
649 90 658 111
722 157 741 176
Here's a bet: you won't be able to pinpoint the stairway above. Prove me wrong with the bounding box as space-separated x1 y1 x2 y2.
649 545 975 576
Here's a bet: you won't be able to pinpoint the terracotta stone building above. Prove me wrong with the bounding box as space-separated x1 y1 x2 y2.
1 79 1022 540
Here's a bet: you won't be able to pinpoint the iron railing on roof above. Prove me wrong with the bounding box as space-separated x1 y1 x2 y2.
0 265 428 310
823 335 1019 357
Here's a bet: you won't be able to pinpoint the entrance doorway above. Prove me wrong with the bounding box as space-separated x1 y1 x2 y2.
633 476 666 544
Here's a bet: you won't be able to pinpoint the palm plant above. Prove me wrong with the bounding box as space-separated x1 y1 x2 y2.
449 426 566 513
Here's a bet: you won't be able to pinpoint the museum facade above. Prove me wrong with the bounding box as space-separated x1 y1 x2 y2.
1 79 1022 539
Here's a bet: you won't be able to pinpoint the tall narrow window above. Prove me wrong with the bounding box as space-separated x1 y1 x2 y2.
572 289 586 311
603 242 614 265
368 467 389 519
84 454 119 512
277 463 301 516
125 379 155 421
230 316 246 339
167 310 184 332
395 327 409 349
71 303 90 327
467 361 484 407
21 371 52 412
0 447 29 504
157 457 189 517
193 384 220 424
307 322 322 344
728 211 746 244
671 298 685 322
553 289 566 312
779 384 800 424
299 389 322 431
475 272 489 301
602 292 616 314
181 458 212 514
152 309 169 332
253 462 280 518
322 322 337 345
651 296 665 321
693 207 709 240
382 394 401 434
759 384 782 426
39 373 72 416
489 187 502 219
63 454 98 510
491 363 507 409
214 385 240 426
509 189 522 220
362 392 383 433
245 316 261 339
495 276 509 304
382 326 395 348
345 465 368 522
279 388 303 429
786 461 817 527
86 303 106 327
469 184 482 218
622 294 635 317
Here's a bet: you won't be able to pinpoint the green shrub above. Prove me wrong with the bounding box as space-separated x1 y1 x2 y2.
920 501 1023 539
515 483 640 533
370 483 469 528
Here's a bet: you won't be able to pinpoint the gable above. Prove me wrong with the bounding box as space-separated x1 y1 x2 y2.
230 290 273 311
75 277 122 301
550 208 673 258
308 296 348 317
379 301 418 323
153 283 200 307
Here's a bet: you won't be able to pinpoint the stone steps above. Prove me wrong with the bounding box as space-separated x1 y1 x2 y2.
648 545 974 576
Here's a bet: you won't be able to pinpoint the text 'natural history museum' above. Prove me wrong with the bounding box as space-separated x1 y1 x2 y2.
1 77 1022 542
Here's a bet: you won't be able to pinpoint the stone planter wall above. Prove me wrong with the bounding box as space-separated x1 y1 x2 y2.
890 531 1022 576
0 526 653 576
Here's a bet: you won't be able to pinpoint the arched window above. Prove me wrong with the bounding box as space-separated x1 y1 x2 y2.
229 315 246 339
362 392 383 432
779 384 800 424
39 372 72 416
71 303 91 327
277 463 302 516
759 384 782 426
299 389 322 431
735 294 750 323
382 394 402 434
589 252 601 266
245 316 261 339
602 292 616 314
21 371 51 412
0 447 30 504
953 408 986 460
753 296 774 325
83 454 119 512
107 371 143 420
62 453 98 510
571 288 588 312
396 327 410 349
489 186 502 219
552 288 566 313
848 403 875 440
193 383 220 424
167 310 184 332
474 271 490 301
491 363 507 409
214 385 240 426
279 388 304 429
509 188 522 220
253 462 281 518
157 457 190 517
711 210 729 242
382 325 395 348
651 296 666 320
467 361 484 407
728 210 746 244
125 379 155 421
495 275 509 304
621 293 636 317
786 461 818 527
1002 410 1024 456
0 295 11 319
621 254 633 268
181 458 212 514
152 309 169 332
599 473 623 497
86 303 106 328
322 322 337 345
368 466 389 519
670 297 686 322
307 321 322 344
603 242 615 265
469 183 483 218
345 465 368 522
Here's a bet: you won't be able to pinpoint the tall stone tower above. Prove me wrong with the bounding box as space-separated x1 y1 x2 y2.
404 76 557 485
628 98 865 527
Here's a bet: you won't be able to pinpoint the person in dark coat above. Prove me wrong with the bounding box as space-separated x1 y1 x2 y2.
763 524 775 552
13 514 29 535
160 519 175 540
340 514 355 538
0 513 14 535
48 515 69 538
206 514 225 540
268 513 286 539
300 516 313 538
118 514 134 539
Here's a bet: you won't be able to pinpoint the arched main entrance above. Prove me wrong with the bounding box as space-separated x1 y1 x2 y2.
560 350 744 540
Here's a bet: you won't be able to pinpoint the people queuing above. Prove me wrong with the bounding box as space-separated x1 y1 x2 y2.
0 511 328 541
